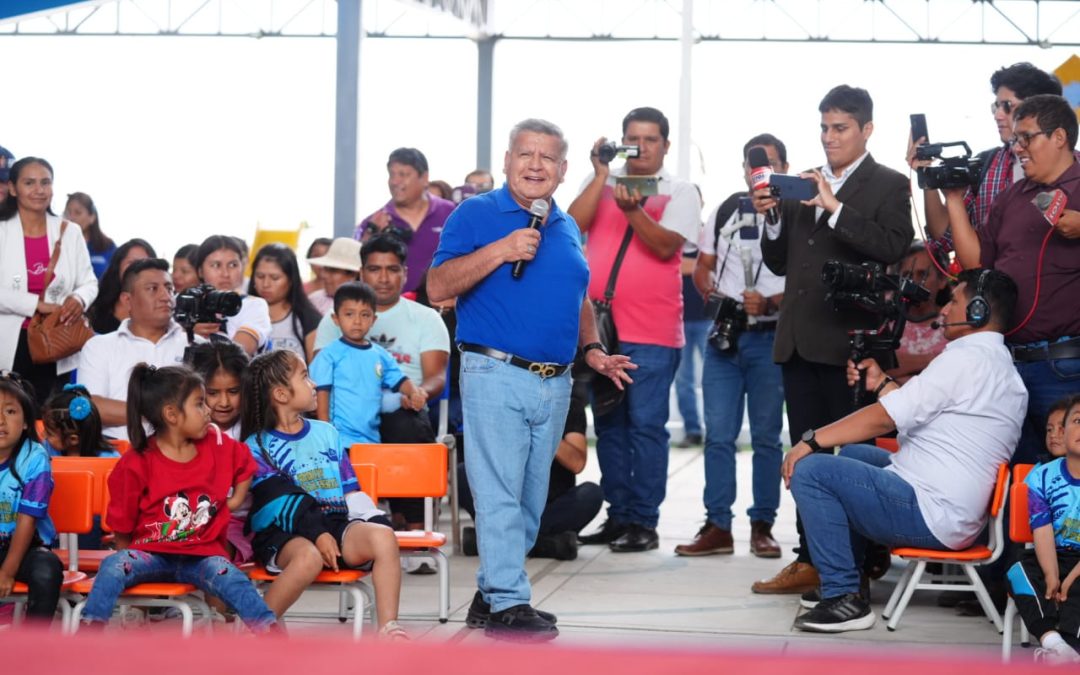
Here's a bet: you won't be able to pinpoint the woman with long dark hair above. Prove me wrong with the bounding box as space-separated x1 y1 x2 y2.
0 157 98 404
85 238 156 335
194 235 270 356
248 243 321 362
63 192 115 279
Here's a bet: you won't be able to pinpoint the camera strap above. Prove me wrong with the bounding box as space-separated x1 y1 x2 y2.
602 227 635 304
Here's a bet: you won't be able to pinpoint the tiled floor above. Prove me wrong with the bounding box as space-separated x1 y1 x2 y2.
281 445 1031 662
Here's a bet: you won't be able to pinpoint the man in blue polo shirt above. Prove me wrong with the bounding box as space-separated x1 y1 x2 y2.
429 118 635 642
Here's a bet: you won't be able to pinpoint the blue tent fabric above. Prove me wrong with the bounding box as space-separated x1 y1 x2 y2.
0 1 97 22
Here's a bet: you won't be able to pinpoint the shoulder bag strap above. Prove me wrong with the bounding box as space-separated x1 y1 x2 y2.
603 226 635 303
38 221 68 301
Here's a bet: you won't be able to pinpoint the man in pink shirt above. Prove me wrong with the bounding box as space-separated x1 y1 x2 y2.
570 107 702 552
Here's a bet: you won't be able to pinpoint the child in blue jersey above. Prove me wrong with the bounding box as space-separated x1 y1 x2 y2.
1007 395 1080 665
311 282 426 448
242 349 408 640
0 374 64 623
42 386 120 458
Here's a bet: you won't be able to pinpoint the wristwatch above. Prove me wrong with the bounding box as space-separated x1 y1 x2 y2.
582 342 608 355
801 428 823 453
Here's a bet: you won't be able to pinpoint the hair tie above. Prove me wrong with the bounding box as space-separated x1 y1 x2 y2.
69 396 92 421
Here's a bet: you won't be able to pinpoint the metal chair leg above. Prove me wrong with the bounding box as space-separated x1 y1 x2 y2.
886 560 926 631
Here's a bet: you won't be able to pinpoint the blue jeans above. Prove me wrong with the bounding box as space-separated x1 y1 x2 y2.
593 342 680 529
81 549 276 631
1013 351 1080 464
789 444 944 598
675 320 710 437
701 331 785 529
460 352 571 613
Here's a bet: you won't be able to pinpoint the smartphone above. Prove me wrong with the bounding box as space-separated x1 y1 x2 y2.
769 174 818 201
910 114 929 144
615 175 659 197
737 196 756 215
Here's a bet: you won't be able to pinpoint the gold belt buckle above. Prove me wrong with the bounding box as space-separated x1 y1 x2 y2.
529 362 558 378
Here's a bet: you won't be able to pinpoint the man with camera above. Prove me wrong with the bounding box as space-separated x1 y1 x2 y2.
78 258 195 439
674 134 787 559
752 85 913 594
910 63 1063 252
569 106 702 553
784 269 1026 632
947 94 1080 466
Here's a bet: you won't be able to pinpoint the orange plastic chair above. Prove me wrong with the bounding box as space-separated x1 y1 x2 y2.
108 439 131 455
70 471 212 636
882 463 1010 632
1002 464 1035 661
874 437 899 453
2 470 93 631
350 442 450 622
245 462 379 639
51 456 120 573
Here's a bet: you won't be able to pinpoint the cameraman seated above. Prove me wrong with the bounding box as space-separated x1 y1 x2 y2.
888 241 951 385
784 269 1027 633
77 258 197 439
909 62 1062 252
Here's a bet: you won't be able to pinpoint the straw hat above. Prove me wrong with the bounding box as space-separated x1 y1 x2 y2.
307 237 362 272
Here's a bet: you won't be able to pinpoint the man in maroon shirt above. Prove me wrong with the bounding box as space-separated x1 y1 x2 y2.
947 94 1080 464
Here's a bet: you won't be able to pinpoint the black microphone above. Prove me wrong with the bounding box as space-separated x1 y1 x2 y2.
747 146 778 225
511 199 550 280
930 319 975 329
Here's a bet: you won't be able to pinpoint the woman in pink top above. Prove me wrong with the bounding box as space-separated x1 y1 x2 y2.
0 157 98 405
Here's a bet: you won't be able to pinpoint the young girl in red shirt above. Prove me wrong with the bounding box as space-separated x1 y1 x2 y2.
78 363 278 633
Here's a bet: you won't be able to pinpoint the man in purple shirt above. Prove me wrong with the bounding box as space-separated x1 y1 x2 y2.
354 147 456 293
948 94 1080 465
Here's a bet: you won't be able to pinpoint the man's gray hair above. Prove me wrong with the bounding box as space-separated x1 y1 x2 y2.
508 118 568 159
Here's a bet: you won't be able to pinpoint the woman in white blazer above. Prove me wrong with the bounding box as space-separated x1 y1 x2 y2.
0 157 98 403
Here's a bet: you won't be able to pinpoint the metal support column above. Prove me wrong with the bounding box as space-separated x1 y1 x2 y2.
333 0 361 237
676 0 693 180
476 35 495 172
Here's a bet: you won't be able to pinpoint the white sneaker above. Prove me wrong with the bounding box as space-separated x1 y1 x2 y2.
1034 645 1080 665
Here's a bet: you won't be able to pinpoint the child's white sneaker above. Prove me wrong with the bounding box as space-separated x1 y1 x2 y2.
378 620 410 641
1034 644 1080 665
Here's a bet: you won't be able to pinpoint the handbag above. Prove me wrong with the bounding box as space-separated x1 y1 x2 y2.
26 221 95 364
590 227 635 417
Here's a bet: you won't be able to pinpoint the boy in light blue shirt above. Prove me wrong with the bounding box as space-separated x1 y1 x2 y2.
311 282 426 450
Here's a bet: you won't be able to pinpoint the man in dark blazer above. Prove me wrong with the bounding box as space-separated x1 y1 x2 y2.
752 85 914 595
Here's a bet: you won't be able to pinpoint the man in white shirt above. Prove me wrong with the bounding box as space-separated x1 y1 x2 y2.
675 134 787 560
78 258 195 439
784 268 1027 633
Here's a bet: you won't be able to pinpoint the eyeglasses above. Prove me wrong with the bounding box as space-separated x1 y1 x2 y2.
990 100 1020 115
1009 130 1054 149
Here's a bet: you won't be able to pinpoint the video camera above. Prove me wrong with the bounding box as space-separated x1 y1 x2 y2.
174 283 242 343
915 141 984 191
596 142 640 165
821 261 931 405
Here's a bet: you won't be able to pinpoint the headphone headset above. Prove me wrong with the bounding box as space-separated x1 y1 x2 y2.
965 269 992 329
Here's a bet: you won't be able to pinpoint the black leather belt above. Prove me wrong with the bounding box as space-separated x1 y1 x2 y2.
459 343 570 379
745 321 777 333
1010 336 1080 363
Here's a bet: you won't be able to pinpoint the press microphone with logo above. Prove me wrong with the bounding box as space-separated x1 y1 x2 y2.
930 318 976 330
1032 189 1067 226
747 146 778 226
511 199 550 280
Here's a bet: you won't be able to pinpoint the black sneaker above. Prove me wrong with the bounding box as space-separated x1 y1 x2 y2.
794 592 875 633
529 531 578 560
466 590 557 629
578 519 628 545
801 576 870 609
484 604 559 642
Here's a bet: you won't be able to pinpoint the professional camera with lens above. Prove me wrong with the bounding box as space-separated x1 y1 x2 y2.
915 141 983 191
704 293 747 354
821 260 931 405
596 142 641 165
173 283 242 329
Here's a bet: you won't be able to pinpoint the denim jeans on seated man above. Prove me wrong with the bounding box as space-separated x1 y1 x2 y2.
461 352 571 613
789 444 945 598
675 319 710 441
593 342 680 529
701 330 784 531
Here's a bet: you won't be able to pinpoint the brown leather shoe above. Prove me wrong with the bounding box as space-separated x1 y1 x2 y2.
674 523 734 556
749 520 781 559
751 561 819 594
